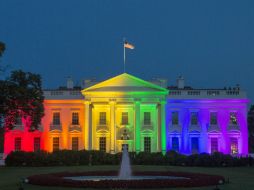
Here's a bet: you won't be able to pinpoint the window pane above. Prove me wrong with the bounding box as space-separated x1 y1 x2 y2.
53 137 59 152
172 112 179 125
191 112 198 125
210 112 217 125
144 137 151 153
191 137 199 154
99 112 106 125
99 137 106 152
230 138 238 154
121 112 128 125
53 112 60 125
211 138 218 153
172 137 179 152
72 112 79 125
144 112 151 125
34 137 40 151
230 112 237 125
14 137 21 151
72 137 79 151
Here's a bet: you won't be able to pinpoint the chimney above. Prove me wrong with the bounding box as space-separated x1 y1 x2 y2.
177 76 185 89
67 77 74 89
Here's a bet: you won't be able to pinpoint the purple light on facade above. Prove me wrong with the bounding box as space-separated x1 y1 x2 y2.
166 99 249 155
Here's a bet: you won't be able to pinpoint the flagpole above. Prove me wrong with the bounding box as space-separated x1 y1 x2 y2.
123 39 126 73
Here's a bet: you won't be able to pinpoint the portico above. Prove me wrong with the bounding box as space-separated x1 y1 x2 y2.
81 73 169 154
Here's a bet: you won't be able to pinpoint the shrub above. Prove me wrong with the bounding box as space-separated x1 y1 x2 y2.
165 151 187 166
5 150 254 167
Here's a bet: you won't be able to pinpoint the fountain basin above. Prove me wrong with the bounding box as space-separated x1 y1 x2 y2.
27 171 225 188
64 175 188 181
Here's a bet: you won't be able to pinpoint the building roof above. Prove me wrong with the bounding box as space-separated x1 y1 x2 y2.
82 73 168 94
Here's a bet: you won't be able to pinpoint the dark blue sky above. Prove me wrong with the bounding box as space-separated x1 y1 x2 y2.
0 0 254 103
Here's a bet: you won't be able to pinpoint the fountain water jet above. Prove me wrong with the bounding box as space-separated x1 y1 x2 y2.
119 145 131 179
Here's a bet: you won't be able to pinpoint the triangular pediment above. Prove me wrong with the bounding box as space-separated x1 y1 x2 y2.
82 73 168 94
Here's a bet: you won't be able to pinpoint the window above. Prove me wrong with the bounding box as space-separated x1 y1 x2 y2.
211 138 218 153
99 137 106 152
144 112 151 125
172 111 179 125
99 112 106 125
72 137 79 151
230 112 237 125
122 144 129 151
121 112 128 125
191 112 198 125
144 137 151 153
72 112 79 125
14 137 21 151
210 112 217 125
34 137 40 151
172 137 179 152
191 137 199 154
53 137 60 151
230 138 238 154
15 117 22 125
53 112 60 125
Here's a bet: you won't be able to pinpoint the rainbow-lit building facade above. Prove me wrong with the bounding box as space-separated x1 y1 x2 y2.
4 73 249 156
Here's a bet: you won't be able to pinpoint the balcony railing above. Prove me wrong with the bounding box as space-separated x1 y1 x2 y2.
168 89 246 99
69 124 82 132
43 90 83 100
50 124 62 131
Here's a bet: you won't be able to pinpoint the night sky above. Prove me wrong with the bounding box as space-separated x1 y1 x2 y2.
0 1 254 103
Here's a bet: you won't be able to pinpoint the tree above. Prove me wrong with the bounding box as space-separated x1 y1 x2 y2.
0 41 5 57
0 41 5 152
248 105 254 153
0 70 44 131
0 41 7 73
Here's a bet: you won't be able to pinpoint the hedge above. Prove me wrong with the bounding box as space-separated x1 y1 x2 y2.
5 150 254 167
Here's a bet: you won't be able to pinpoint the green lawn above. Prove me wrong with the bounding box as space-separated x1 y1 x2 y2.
0 165 254 190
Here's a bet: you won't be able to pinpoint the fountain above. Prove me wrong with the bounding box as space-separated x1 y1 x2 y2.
119 145 131 179
62 146 187 181
27 147 225 188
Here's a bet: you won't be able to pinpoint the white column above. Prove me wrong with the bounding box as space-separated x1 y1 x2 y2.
84 101 90 150
135 100 141 153
157 104 161 152
160 101 166 154
110 100 116 153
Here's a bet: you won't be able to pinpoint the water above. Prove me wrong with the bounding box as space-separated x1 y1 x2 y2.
65 175 188 181
119 145 131 179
